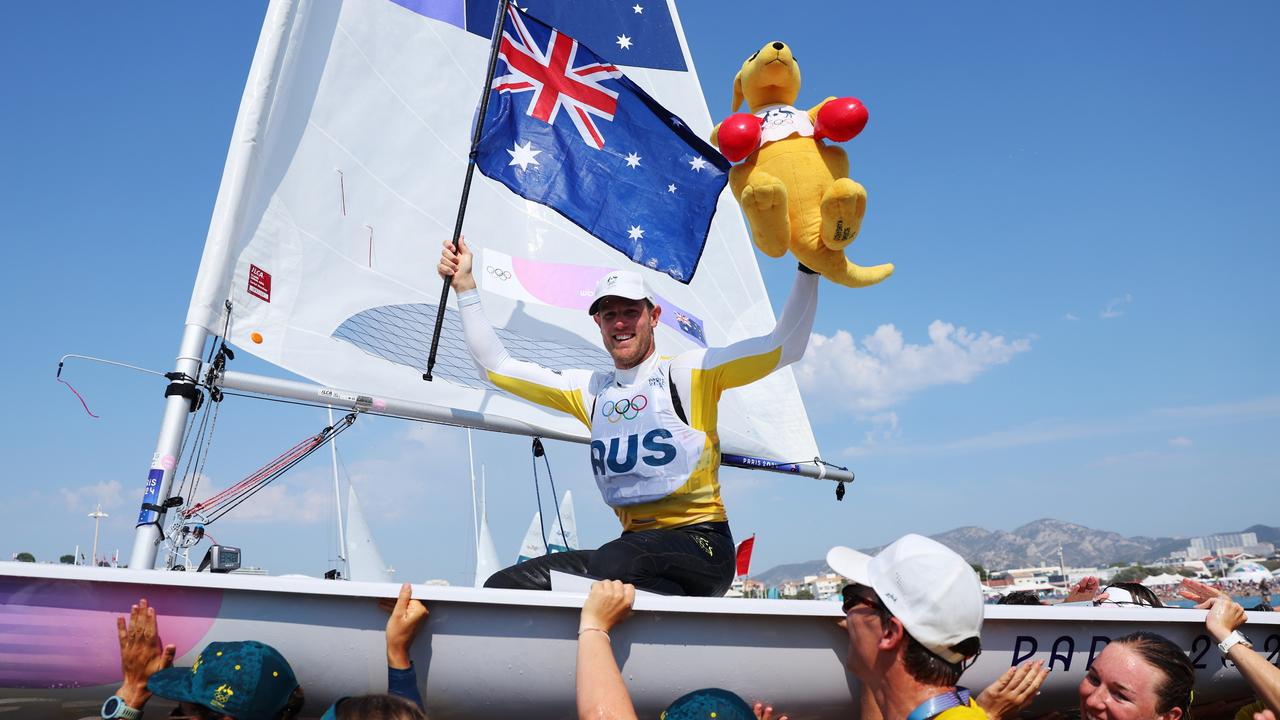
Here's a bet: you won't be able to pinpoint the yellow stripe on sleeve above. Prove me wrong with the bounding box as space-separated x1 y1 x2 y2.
486 371 592 429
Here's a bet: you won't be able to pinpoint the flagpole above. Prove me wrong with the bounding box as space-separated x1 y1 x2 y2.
424 0 512 382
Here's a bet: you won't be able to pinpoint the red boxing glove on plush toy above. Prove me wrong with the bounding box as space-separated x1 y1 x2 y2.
813 97 868 143
716 112 763 162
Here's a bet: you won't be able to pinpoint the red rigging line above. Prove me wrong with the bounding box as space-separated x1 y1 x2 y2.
182 414 355 519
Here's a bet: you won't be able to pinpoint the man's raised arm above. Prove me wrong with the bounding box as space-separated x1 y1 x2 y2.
673 266 819 398
439 237 595 427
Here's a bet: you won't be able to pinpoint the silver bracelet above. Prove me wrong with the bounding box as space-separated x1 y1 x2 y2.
578 627 610 641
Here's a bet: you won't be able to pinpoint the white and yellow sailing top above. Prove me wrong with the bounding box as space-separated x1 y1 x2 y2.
457 271 818 532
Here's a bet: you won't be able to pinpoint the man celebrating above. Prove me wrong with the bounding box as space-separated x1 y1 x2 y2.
827 534 987 720
439 237 817 596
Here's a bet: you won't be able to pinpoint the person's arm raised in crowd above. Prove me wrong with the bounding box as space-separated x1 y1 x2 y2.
1181 578 1280 715
576 580 639 720
439 236 596 426
113 598 177 713
976 661 1050 720
379 582 430 710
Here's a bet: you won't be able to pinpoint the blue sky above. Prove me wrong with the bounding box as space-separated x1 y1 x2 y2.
3 2 1277 583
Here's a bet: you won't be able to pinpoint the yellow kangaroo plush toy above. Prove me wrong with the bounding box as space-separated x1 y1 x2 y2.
711 41 893 288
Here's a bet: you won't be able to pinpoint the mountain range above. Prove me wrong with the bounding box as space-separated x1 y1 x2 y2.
751 520 1280 586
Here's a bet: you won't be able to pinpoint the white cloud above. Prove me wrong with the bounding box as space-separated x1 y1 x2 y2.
849 395 1279 458
1064 312 1079 321
793 321 1031 413
844 412 901 456
1100 293 1133 319
60 480 124 513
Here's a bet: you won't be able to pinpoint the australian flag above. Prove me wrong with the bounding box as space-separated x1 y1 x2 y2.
472 4 729 283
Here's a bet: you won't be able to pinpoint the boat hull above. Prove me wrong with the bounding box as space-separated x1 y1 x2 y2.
2 563 1276 719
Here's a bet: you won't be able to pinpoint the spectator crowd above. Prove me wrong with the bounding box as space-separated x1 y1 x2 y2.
104 534 1280 720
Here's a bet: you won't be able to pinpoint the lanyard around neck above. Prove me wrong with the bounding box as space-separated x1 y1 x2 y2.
905 687 971 720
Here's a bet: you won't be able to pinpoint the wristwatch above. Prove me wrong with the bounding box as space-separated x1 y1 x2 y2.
101 695 142 720
1217 630 1253 656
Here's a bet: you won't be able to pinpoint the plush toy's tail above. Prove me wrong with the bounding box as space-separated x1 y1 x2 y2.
828 259 895 288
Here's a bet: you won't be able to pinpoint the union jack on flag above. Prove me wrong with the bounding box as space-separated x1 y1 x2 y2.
493 7 621 150
474 5 729 283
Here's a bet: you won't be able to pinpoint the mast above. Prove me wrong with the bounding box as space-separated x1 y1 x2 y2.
127 0 300 570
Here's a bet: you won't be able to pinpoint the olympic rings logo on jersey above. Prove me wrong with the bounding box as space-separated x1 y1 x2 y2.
486 266 512 281
601 395 648 422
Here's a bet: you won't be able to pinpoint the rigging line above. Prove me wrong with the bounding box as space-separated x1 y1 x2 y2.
542 447 569 552
181 386 219 497
55 377 99 418
189 400 221 504
531 440 550 556
175 392 214 502
193 434 324 515
205 302 232 366
56 354 168 378
205 416 356 524
202 413 356 514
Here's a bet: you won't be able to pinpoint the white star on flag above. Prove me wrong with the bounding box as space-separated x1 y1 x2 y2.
624 152 642 168
688 156 709 172
628 225 645 240
667 183 677 193
507 140 541 171
616 34 633 50
633 4 644 13
670 117 684 128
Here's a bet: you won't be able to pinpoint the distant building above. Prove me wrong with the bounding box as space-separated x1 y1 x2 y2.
742 579 766 598
801 573 844 601
1170 533 1274 561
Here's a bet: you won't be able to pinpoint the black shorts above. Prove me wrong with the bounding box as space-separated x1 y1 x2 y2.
483 521 735 597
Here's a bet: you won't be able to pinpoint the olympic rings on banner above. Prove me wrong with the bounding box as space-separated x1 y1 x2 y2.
486 266 512 281
602 394 648 422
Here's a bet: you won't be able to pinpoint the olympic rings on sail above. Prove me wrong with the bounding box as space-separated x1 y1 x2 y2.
486 266 512 281
601 394 648 422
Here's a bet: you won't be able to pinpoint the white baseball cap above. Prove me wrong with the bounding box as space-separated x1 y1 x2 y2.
587 270 655 315
827 533 984 664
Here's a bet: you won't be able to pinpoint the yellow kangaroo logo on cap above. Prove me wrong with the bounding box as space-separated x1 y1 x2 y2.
211 684 234 708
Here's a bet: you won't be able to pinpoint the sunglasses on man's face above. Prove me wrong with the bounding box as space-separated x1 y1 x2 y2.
841 584 881 614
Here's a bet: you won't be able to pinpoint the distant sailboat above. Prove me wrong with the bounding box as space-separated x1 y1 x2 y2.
345 483 393 583
473 463 501 588
517 491 579 563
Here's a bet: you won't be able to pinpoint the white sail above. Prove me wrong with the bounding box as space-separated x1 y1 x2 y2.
516 491 579 563
345 483 393 583
186 0 818 463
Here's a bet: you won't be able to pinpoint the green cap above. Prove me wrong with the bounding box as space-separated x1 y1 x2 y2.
148 640 298 719
660 688 755 720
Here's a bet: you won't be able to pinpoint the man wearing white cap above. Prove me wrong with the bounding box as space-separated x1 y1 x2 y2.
827 533 988 720
440 237 818 595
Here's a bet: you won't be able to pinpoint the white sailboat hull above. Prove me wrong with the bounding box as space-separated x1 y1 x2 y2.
3 563 1276 719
